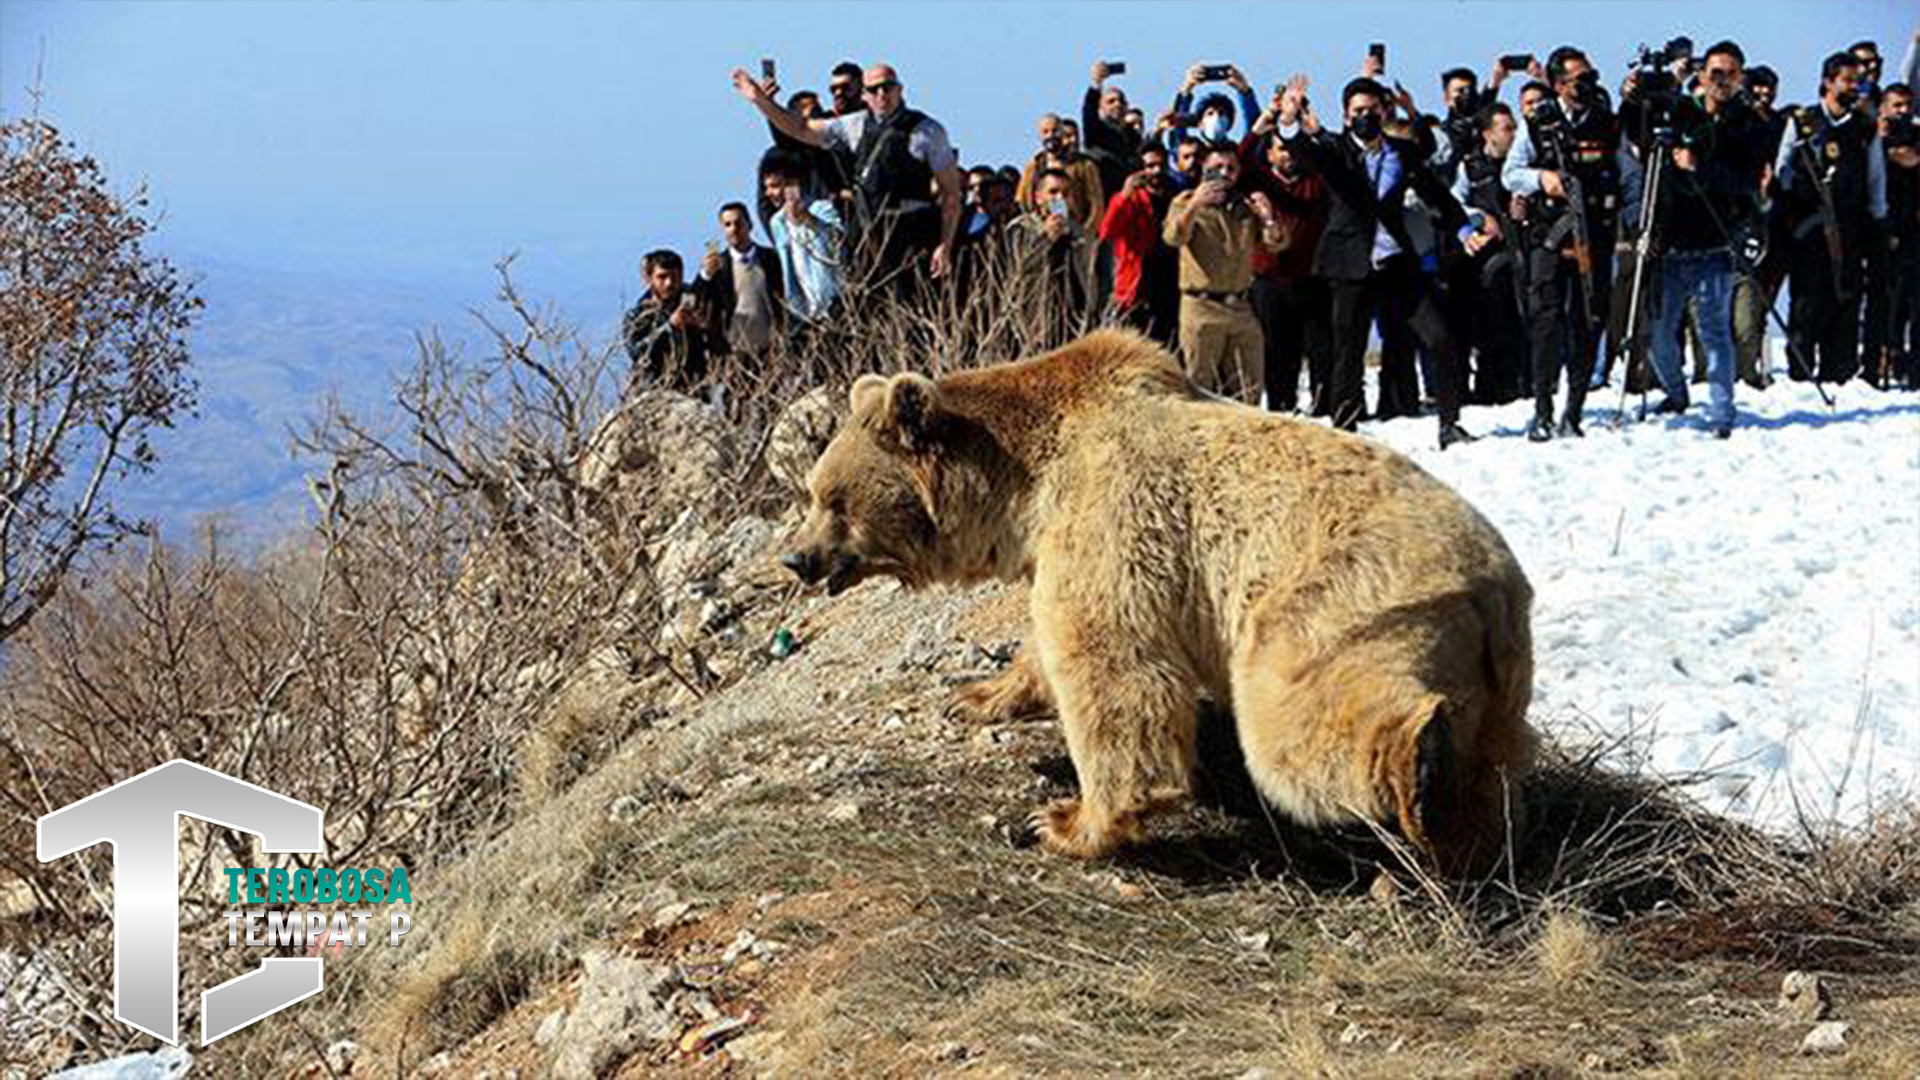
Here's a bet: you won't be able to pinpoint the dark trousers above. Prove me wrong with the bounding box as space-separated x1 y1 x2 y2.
1326 255 1463 431
1249 275 1331 412
1450 254 1529 404
1785 224 1868 382
1888 231 1920 388
1527 237 1613 422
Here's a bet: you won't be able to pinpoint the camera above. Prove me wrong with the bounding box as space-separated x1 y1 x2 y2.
1628 40 1690 136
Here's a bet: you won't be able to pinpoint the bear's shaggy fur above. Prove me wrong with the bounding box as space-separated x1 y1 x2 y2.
784 329 1536 874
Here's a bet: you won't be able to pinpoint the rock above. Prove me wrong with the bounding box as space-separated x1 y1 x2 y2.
323 1040 357 1073
608 795 647 825
1384 1036 1406 1054
1237 1069 1279 1080
549 950 683 1080
679 1013 753 1055
765 386 841 496
722 930 761 965
1368 870 1400 904
415 1051 454 1076
1799 1020 1849 1055
534 1008 567 1047
1579 1051 1608 1070
1338 1021 1372 1046
1232 927 1272 957
45 1049 193 1080
653 901 696 929
727 1029 785 1066
1778 970 1830 1023
825 800 863 823
932 1041 971 1063
579 391 737 534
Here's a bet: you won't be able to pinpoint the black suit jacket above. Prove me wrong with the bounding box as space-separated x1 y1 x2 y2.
698 244 787 353
1285 128 1468 282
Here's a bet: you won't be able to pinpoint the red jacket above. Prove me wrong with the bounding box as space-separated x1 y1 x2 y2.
1099 185 1161 310
1238 134 1329 282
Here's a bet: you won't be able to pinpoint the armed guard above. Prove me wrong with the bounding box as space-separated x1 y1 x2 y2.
1504 47 1623 440
1774 51 1889 383
1450 102 1531 404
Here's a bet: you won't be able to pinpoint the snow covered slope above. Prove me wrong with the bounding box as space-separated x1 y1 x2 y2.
1364 377 1919 832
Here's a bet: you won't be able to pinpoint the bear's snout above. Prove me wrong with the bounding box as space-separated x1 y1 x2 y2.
781 549 825 584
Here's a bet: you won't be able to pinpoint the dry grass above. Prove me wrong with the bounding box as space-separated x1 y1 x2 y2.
1534 906 1612 990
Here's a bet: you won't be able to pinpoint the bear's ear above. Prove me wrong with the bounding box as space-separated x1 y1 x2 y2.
881 373 943 455
848 374 890 419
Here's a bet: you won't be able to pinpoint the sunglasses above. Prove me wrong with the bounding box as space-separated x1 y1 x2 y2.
863 80 900 95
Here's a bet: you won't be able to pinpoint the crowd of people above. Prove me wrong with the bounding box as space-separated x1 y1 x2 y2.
623 33 1920 447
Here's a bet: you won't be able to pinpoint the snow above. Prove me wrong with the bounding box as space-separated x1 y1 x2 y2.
1357 368 1920 832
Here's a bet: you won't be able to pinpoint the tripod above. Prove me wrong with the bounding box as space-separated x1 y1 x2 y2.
1612 133 1836 425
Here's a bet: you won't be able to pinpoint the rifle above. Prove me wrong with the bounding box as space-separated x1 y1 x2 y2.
1791 109 1848 302
1542 169 1598 327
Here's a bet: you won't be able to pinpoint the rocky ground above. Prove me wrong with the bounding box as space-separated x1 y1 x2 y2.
218 562 1920 1080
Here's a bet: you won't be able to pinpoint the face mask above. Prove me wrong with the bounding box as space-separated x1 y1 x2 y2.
1200 114 1231 141
1043 134 1065 154
1350 112 1383 141
1834 88 1860 110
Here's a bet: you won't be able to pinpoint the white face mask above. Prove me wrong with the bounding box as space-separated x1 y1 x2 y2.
1199 114 1231 142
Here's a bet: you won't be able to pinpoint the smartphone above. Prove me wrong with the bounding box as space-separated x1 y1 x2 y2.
1047 196 1070 218
1499 53 1534 73
1200 64 1233 82
1106 60 1127 76
1369 42 1386 68
1202 164 1229 185
760 58 777 82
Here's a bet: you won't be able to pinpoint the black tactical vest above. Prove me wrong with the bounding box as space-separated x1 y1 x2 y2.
1528 103 1623 235
853 107 936 229
1463 149 1510 220
1791 106 1877 228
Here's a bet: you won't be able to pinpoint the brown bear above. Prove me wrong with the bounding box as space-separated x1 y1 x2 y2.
782 329 1536 874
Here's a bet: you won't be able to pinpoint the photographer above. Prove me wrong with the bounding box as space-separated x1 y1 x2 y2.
1504 47 1623 440
1774 51 1889 383
1278 74 1486 448
1016 113 1109 232
733 62 964 285
1100 143 1181 344
1085 61 1145 198
1162 143 1285 403
1169 64 1261 149
1010 168 1099 347
1630 41 1773 438
1245 95 1332 413
622 250 718 395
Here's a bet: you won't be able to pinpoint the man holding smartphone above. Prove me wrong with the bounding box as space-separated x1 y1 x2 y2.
1163 144 1286 403
1010 169 1098 347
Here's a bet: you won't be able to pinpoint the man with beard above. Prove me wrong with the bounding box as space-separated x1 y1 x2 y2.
1451 102 1531 404
1504 47 1623 440
1100 142 1181 344
1016 113 1108 232
1084 60 1144 199
1774 51 1888 383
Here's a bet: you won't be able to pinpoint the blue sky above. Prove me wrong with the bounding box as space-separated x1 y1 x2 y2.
3 1 1911 311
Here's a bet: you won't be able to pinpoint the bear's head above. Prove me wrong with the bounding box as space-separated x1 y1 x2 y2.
782 371 993 595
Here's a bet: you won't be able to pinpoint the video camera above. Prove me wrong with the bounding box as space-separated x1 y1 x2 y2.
1627 38 1694 138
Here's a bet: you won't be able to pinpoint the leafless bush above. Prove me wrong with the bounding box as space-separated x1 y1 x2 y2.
0 235 1098 1064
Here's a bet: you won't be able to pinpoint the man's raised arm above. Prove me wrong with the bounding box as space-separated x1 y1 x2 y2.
731 68 829 148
